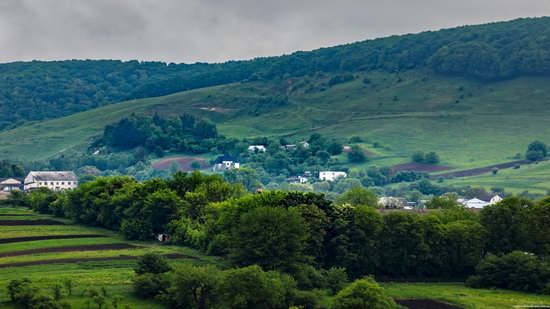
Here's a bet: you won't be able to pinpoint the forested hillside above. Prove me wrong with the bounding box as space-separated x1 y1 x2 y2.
1 17 550 130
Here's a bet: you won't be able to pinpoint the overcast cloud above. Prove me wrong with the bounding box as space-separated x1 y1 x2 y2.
0 0 549 64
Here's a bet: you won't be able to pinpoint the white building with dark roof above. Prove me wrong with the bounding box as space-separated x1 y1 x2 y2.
24 171 78 191
0 178 22 191
212 154 240 171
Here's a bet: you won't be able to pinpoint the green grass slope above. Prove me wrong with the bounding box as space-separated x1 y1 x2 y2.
1 70 549 172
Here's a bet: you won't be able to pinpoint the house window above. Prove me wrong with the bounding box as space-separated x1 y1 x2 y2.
61 182 65 185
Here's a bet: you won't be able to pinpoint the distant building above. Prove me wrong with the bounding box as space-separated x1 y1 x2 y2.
287 175 309 184
490 195 503 205
461 198 490 209
319 171 347 182
0 178 22 191
212 153 240 171
24 171 78 191
248 145 267 153
378 196 407 208
281 141 310 151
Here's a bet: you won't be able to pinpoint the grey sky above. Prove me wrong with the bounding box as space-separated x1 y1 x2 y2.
0 0 549 64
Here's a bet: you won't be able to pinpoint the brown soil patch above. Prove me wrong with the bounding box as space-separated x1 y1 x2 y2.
0 243 138 258
391 162 451 173
0 253 192 268
0 219 65 226
396 299 463 309
153 156 209 171
0 234 104 244
438 159 531 178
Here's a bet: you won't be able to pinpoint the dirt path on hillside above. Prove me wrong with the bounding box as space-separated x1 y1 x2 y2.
0 253 192 268
396 299 464 309
0 243 138 258
0 219 65 226
0 234 105 244
391 162 452 173
438 159 531 178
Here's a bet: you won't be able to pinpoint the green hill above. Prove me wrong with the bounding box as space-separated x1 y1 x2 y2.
1 70 549 170
2 17 550 130
2 17 550 193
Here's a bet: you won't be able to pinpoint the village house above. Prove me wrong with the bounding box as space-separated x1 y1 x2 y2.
248 145 267 153
490 195 503 204
24 171 78 191
461 198 489 209
287 175 309 184
459 194 503 209
319 171 347 182
281 141 310 151
0 178 22 191
378 196 407 209
212 153 240 171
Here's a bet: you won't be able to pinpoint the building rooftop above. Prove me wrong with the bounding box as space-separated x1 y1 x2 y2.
27 171 77 182
213 154 238 164
0 178 22 185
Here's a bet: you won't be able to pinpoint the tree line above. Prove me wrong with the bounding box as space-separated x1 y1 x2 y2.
10 172 550 297
95 112 219 155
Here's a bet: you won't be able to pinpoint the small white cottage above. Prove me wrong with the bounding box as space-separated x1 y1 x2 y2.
248 145 267 153
212 154 240 171
319 171 347 182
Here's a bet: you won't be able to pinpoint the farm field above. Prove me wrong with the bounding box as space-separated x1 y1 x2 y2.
383 282 550 309
0 207 222 309
441 160 550 194
152 155 212 172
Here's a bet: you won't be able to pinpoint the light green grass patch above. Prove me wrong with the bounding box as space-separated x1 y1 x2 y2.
383 282 550 309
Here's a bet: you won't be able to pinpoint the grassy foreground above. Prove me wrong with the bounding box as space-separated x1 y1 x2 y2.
0 207 221 309
3 207 550 308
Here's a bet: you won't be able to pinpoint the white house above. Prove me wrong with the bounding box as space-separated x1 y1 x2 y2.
212 154 240 171
281 141 310 151
0 178 22 191
462 198 490 209
248 145 267 153
24 171 78 191
378 196 407 208
288 175 309 184
319 171 347 182
490 195 503 205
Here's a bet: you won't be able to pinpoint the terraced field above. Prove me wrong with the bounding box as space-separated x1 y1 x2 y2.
0 207 221 308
